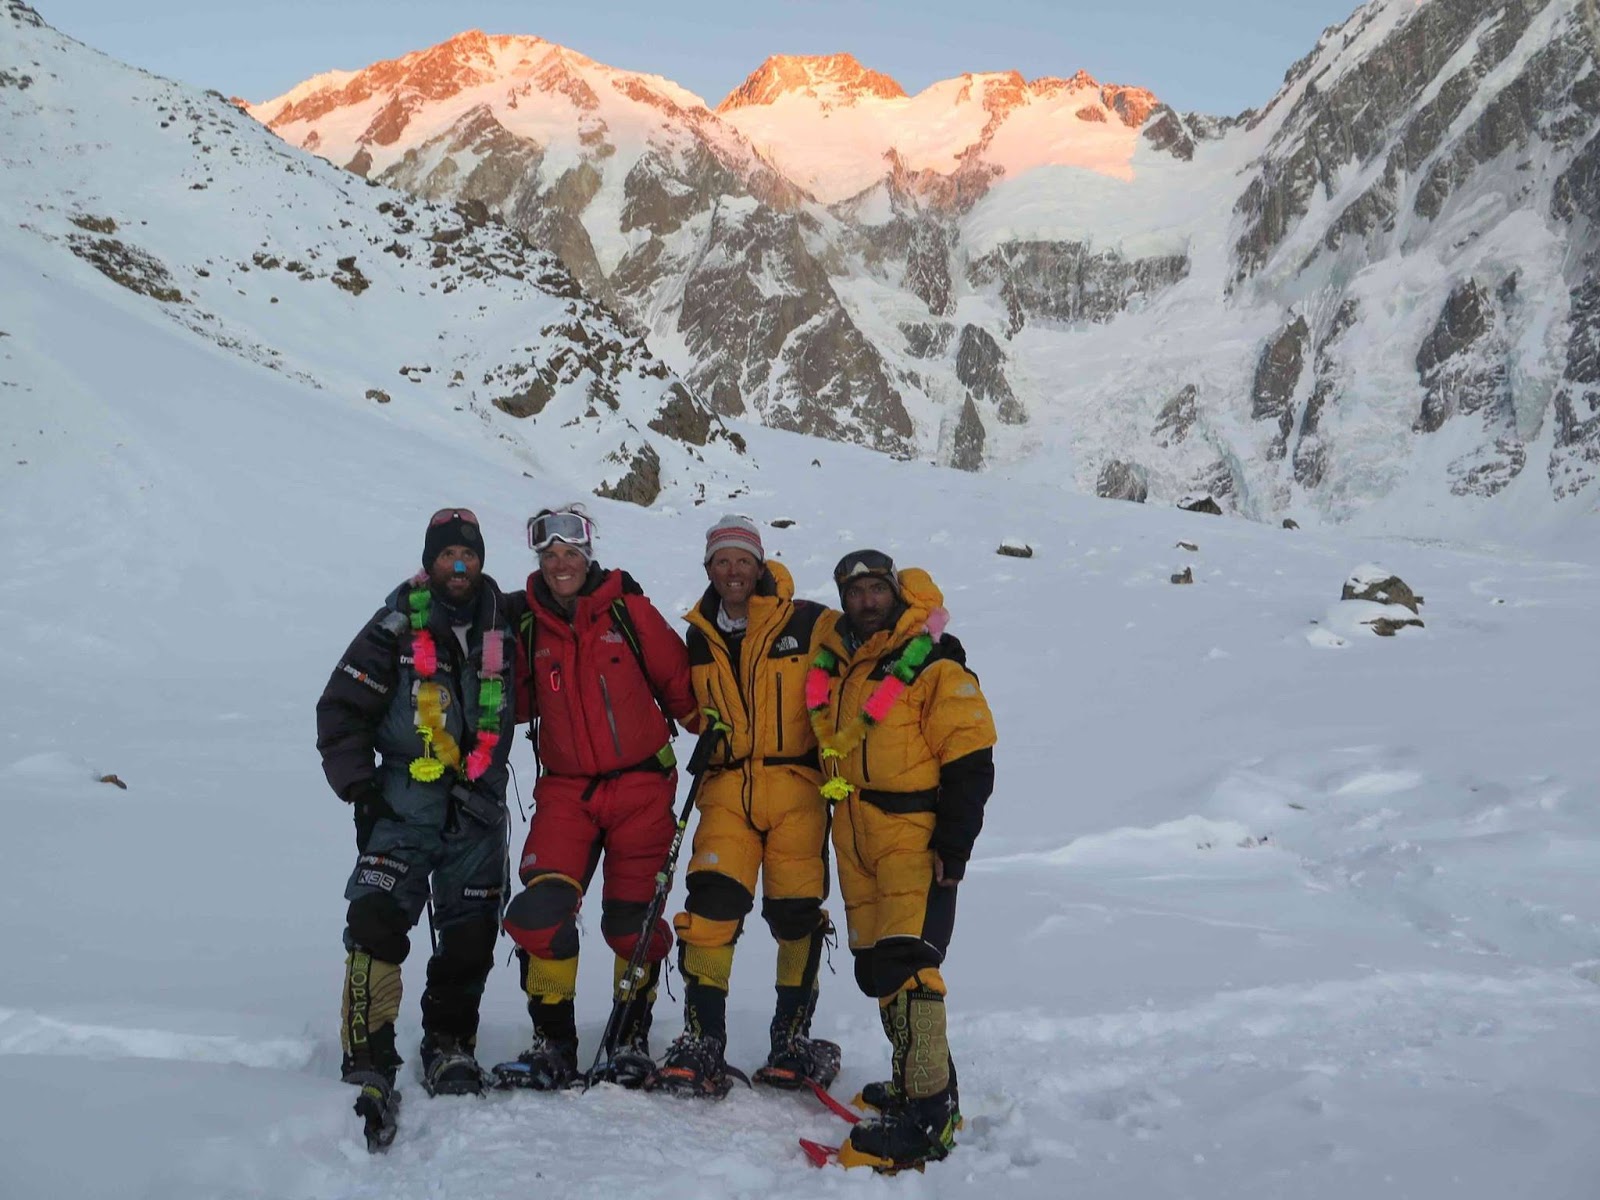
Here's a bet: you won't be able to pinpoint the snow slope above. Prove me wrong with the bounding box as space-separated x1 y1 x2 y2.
8 248 1600 1196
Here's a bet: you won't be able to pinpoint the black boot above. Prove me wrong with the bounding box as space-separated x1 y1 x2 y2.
493 999 578 1091
590 962 658 1089
649 1032 732 1098
754 984 841 1089
839 1088 959 1171
342 1024 403 1151
418 1031 485 1097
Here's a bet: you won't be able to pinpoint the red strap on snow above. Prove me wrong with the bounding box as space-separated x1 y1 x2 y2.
798 1138 836 1168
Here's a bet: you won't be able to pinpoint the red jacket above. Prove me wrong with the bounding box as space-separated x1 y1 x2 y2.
520 567 697 776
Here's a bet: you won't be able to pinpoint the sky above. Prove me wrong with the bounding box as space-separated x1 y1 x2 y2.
38 0 1362 115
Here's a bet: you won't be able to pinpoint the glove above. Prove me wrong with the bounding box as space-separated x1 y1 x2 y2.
344 780 398 848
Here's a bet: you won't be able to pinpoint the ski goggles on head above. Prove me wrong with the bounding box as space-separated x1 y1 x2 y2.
429 507 480 528
527 510 593 552
833 549 898 588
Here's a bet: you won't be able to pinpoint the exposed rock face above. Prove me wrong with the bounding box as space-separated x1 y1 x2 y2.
1251 316 1309 459
969 241 1190 333
1152 384 1198 448
595 442 662 506
1415 281 1497 433
1293 300 1358 490
949 395 985 471
955 324 1024 424
1411 279 1527 498
1232 0 1554 282
1550 276 1600 496
1096 460 1149 503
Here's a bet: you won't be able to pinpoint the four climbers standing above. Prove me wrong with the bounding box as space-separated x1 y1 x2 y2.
318 509 996 1172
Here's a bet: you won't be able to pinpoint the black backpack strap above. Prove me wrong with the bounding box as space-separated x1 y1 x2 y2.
609 596 679 737
519 609 542 764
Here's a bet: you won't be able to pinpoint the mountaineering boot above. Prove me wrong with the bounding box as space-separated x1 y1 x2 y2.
346 1068 402 1153
854 1060 957 1116
839 975 960 1170
648 1033 733 1098
754 919 840 1088
418 1031 485 1097
493 998 579 1091
838 1088 960 1172
340 965 404 1153
589 958 659 1089
753 987 840 1090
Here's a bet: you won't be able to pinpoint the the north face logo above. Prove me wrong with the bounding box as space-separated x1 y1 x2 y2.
774 636 800 654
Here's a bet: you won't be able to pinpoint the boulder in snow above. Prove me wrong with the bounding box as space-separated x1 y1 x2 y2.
1341 566 1422 613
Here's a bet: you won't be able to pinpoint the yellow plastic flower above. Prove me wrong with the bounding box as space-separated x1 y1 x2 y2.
409 757 446 782
820 776 854 802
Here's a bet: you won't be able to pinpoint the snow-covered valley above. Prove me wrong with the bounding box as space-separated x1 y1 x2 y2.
4 1 1600 1196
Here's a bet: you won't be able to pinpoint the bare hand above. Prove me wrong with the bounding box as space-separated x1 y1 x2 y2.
932 852 959 888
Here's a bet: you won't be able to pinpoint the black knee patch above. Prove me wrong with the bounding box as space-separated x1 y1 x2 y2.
504 877 581 959
685 871 754 922
852 948 876 999
761 896 823 942
346 892 411 965
870 938 942 999
600 898 648 941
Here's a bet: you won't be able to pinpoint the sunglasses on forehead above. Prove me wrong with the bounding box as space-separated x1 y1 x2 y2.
527 510 593 552
834 550 897 585
429 507 480 527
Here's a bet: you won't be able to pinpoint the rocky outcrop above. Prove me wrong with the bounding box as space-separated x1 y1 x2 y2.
1096 460 1149 503
1550 276 1600 497
1251 316 1308 459
955 324 1024 424
1152 384 1198 448
1232 0 1553 283
969 241 1189 333
675 203 913 452
595 441 663 506
949 395 985 471
1293 300 1358 490
1415 281 1496 433
1142 105 1196 161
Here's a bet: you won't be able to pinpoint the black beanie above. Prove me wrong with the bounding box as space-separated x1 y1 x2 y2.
422 510 486 568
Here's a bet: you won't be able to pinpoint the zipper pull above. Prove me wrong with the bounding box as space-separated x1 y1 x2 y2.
549 667 562 693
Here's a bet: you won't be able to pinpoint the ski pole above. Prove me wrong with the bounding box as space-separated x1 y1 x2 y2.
585 721 725 1084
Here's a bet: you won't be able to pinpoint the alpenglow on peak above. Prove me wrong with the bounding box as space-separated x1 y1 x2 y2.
716 53 908 111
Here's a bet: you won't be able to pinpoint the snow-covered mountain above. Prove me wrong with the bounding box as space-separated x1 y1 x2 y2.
248 0 1600 527
0 0 744 511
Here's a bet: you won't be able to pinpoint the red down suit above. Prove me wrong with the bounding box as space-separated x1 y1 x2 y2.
503 566 698 978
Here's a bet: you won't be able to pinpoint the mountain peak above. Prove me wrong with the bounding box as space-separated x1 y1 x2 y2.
716 53 907 112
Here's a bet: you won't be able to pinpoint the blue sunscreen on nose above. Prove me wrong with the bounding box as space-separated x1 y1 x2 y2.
454 561 467 574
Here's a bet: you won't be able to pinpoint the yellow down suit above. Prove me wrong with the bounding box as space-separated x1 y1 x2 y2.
808 567 996 1108
671 560 832 1038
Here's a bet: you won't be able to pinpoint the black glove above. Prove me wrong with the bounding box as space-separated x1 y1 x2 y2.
344 780 398 848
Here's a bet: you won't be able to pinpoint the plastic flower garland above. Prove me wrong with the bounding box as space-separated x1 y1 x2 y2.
406 579 506 783
805 631 935 802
